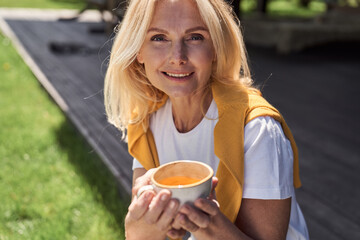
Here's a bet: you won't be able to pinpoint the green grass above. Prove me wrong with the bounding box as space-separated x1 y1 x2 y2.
241 0 327 18
0 0 86 9
0 33 127 239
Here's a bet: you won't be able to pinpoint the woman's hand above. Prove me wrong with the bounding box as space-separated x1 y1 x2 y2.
169 177 251 240
169 174 291 240
125 168 182 240
125 190 180 240
169 197 248 240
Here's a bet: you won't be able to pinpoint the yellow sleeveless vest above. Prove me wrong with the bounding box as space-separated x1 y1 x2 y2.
128 82 301 223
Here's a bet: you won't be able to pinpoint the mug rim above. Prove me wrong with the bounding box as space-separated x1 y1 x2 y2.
151 160 214 189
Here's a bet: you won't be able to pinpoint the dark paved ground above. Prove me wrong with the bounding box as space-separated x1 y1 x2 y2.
1 10 359 239
247 43 360 239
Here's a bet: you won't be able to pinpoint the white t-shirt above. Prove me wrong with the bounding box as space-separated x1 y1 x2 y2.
133 99 309 240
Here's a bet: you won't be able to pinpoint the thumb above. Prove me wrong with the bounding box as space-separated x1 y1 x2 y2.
209 177 218 200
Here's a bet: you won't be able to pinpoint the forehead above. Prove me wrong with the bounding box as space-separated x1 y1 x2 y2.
150 0 207 30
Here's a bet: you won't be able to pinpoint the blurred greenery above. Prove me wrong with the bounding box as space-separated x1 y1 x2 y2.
0 30 126 240
0 0 86 9
241 0 327 18
268 0 326 17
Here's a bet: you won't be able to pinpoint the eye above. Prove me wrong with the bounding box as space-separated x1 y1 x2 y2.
151 34 167 41
187 34 204 41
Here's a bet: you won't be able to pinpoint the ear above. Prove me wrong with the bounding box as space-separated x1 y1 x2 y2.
136 52 144 64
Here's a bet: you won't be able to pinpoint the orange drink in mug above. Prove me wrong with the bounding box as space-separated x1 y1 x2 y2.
138 160 214 206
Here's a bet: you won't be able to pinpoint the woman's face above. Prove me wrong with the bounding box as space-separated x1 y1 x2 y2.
137 0 215 99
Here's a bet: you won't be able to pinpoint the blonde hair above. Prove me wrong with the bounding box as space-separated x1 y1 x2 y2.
104 0 253 139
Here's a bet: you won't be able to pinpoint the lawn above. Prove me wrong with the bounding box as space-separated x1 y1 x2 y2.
0 0 128 239
0 32 127 239
0 0 129 237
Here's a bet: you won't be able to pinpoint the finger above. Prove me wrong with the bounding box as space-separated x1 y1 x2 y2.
179 204 210 228
194 198 220 217
132 168 156 196
127 191 155 221
136 185 155 198
175 213 199 232
211 177 218 191
171 212 183 230
167 228 187 239
144 190 172 225
156 199 179 231
209 177 218 200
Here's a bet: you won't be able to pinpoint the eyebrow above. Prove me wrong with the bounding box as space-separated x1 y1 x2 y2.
185 26 209 34
147 27 168 34
147 26 209 34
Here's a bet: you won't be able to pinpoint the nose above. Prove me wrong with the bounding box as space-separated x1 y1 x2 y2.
169 41 187 65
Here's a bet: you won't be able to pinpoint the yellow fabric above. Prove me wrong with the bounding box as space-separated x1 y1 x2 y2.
128 82 301 224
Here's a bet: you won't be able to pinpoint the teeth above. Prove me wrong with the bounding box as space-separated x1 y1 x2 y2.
166 72 191 77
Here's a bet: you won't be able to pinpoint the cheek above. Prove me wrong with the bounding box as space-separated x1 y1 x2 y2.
190 44 215 69
194 51 215 73
142 48 168 70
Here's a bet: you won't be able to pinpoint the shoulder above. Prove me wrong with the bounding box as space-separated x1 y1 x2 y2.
244 116 288 151
211 83 279 116
245 92 282 124
243 116 295 199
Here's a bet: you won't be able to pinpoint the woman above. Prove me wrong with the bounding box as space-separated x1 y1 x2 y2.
104 0 309 239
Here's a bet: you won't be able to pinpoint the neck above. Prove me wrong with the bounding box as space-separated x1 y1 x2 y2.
170 92 212 133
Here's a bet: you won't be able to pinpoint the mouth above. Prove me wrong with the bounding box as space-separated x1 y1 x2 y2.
162 72 194 79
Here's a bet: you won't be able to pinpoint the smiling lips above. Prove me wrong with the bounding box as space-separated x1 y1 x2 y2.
163 72 194 78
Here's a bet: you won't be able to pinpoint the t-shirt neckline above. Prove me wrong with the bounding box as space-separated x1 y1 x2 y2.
168 99 217 137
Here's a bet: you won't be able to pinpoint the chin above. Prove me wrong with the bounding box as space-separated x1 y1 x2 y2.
168 90 200 99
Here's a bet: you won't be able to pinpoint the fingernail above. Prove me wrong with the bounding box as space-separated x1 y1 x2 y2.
144 192 151 201
169 200 176 209
161 193 169 201
179 214 187 224
167 229 175 237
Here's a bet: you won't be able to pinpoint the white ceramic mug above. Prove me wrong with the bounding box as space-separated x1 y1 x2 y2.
137 160 214 206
